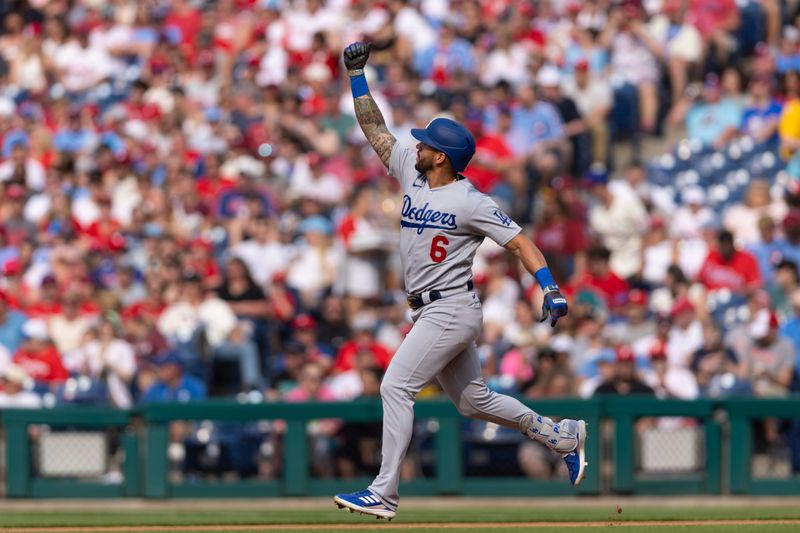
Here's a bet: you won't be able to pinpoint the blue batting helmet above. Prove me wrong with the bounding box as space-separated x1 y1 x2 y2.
411 118 476 172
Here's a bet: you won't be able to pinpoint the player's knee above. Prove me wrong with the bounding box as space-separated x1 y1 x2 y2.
457 385 493 417
379 379 394 399
379 379 406 401
456 401 481 418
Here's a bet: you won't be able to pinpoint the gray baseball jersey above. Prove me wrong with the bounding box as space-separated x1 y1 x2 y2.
365 142 580 510
390 143 522 293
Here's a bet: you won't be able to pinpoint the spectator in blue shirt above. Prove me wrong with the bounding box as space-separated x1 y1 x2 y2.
740 76 783 144
770 260 800 322
0 291 27 352
217 173 273 220
780 289 800 380
510 85 565 150
141 351 207 404
1 130 29 158
508 82 568 188
776 27 800 74
679 74 742 148
782 280 800 473
53 111 96 154
413 22 476 83
748 216 794 284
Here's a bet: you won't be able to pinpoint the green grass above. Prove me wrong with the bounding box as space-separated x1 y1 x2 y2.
1 505 799 532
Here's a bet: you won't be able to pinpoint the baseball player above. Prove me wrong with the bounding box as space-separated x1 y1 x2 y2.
333 42 587 520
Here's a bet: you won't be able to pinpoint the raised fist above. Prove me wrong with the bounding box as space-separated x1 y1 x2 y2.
343 42 372 71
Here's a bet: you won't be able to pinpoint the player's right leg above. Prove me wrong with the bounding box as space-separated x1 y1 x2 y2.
334 298 481 517
437 343 587 486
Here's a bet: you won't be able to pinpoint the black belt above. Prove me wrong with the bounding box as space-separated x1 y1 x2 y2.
406 280 474 310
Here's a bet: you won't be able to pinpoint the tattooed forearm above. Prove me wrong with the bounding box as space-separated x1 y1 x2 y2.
354 95 386 129
354 95 396 167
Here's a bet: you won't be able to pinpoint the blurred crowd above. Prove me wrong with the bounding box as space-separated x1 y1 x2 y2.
2 0 800 478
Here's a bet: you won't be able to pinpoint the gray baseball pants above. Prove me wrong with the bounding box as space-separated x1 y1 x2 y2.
368 290 534 509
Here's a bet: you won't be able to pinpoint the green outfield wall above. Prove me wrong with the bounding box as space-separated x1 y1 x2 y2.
1 396 798 498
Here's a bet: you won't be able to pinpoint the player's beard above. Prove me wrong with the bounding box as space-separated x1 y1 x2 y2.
415 156 432 174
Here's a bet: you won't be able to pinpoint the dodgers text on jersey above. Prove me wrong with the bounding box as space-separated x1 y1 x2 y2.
400 194 458 234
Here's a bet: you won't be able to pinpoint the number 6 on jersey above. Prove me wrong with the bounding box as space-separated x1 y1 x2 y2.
429 235 449 263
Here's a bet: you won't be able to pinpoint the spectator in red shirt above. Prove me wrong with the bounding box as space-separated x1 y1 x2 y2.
12 319 68 385
182 238 222 290
288 313 334 368
124 80 162 122
3 184 36 246
570 246 630 311
80 194 125 253
534 194 589 281
334 313 392 374
26 275 62 319
468 117 518 194
1 259 27 310
163 0 203 52
698 229 762 295
687 0 741 67
123 278 167 327
196 153 234 208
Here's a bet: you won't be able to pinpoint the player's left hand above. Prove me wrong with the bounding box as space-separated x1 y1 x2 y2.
343 41 372 71
540 286 568 327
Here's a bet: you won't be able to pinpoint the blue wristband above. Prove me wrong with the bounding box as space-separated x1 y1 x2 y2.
349 73 369 99
534 267 556 290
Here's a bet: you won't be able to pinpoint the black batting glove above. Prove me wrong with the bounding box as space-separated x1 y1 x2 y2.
343 42 372 72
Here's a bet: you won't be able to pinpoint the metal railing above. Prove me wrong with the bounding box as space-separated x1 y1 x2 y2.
3 407 138 498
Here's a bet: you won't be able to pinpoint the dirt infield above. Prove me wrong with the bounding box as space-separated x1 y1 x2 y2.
4 520 800 532
2 496 799 510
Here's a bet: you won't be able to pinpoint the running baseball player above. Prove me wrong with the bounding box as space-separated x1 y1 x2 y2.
334 42 587 520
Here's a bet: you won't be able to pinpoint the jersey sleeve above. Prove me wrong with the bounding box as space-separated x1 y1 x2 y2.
466 194 522 246
388 142 418 190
